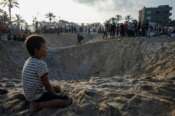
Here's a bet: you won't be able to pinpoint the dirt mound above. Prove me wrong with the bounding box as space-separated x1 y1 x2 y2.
46 37 175 80
0 41 28 79
42 33 102 48
1 36 175 80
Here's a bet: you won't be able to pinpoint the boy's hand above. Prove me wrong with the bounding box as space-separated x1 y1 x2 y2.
53 85 61 93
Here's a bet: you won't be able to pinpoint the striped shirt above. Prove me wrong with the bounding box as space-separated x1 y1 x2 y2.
22 57 48 101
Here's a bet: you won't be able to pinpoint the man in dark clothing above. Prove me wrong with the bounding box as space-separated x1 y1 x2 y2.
77 33 84 44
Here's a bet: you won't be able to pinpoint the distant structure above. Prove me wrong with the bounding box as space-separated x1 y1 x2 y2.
139 5 172 26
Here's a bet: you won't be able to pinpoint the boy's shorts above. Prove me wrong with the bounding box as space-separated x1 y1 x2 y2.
34 91 69 102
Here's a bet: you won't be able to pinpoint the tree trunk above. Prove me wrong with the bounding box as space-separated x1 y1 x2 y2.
9 7 11 24
49 17 52 24
8 0 12 25
17 21 20 31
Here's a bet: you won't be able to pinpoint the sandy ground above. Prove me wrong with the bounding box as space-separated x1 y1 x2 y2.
0 34 175 116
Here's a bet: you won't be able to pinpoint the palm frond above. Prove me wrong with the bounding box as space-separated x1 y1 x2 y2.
0 1 8 7
13 1 19 5
0 0 19 8
14 4 19 8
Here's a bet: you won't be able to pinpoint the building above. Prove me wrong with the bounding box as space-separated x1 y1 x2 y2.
139 5 172 26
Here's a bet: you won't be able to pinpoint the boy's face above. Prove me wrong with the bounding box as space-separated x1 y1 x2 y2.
35 43 48 59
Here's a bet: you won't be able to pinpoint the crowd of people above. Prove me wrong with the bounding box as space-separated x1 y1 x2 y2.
39 20 175 39
102 21 175 39
0 19 175 41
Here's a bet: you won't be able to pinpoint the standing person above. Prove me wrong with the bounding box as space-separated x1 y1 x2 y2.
103 28 108 39
120 23 125 37
116 24 120 37
77 33 84 44
124 22 128 36
22 35 72 112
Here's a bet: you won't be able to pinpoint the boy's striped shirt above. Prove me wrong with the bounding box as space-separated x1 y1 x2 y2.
22 57 48 101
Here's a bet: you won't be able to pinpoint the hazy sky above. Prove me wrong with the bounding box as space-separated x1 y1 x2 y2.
2 0 175 24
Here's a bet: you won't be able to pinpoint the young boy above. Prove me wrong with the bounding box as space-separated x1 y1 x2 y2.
22 35 72 112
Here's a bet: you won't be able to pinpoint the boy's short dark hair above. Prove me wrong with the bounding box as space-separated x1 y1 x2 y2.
25 35 46 56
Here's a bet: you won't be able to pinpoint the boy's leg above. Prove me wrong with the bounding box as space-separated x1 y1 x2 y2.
37 98 72 109
31 92 72 111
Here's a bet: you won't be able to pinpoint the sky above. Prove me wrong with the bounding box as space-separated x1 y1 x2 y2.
1 0 175 24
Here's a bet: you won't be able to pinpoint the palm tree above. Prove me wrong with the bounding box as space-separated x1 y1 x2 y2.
45 12 56 23
0 8 4 14
0 9 8 23
115 14 122 23
108 17 116 24
32 16 38 32
125 15 132 22
24 22 29 31
14 14 25 30
0 0 19 25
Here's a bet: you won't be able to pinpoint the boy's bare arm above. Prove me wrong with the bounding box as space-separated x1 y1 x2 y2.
40 73 54 93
